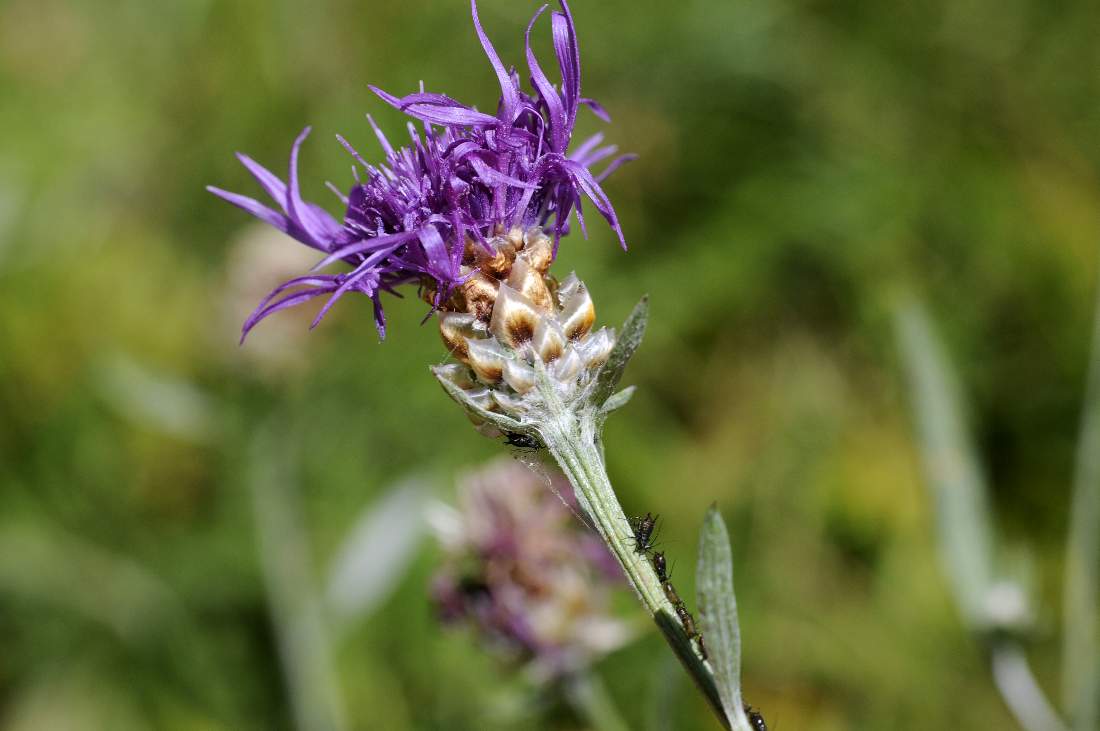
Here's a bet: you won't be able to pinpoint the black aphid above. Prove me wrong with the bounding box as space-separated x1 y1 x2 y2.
652 551 669 582
653 549 708 661
695 634 708 662
744 705 767 731
629 512 658 555
675 603 697 638
503 432 542 449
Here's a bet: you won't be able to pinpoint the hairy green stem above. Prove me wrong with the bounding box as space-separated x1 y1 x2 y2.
541 408 673 616
534 380 733 729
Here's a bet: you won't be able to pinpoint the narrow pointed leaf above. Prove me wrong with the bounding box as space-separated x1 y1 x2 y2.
592 296 648 406
697 505 753 731
600 385 636 416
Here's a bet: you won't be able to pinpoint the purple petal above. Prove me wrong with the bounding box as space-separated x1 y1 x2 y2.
569 132 604 162
551 3 580 122
525 4 568 153
235 153 289 210
579 97 611 122
325 181 349 205
207 186 291 234
368 85 404 109
468 155 538 190
595 153 637 183
372 293 387 339
561 158 626 249
215 0 633 344
311 266 380 329
416 225 455 284
336 134 373 169
573 189 588 238
250 274 343 314
242 282 340 342
576 144 618 168
371 87 500 128
309 240 403 329
402 102 499 128
445 139 487 161
471 0 520 123
312 230 420 271
367 114 395 158
285 127 343 252
388 91 470 107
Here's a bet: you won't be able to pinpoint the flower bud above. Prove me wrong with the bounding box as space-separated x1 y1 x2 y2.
434 227 616 428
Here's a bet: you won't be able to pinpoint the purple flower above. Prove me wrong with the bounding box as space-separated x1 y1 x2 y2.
209 0 633 342
428 459 631 681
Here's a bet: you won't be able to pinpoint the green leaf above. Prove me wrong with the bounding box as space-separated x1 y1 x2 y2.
697 505 753 731
599 386 636 417
591 296 648 407
894 299 997 628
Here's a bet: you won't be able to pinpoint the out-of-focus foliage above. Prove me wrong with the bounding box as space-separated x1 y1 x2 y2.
1 0 1098 728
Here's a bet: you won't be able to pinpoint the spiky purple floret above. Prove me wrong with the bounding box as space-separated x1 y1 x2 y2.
208 0 633 341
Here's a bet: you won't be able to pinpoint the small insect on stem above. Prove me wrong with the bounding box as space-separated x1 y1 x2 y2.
695 633 708 662
652 551 683 604
652 551 669 583
675 603 697 638
629 512 658 555
652 549 707 660
503 431 542 450
744 705 768 731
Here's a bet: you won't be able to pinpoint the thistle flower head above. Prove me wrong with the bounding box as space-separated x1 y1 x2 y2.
209 0 631 341
432 227 616 433
429 459 629 681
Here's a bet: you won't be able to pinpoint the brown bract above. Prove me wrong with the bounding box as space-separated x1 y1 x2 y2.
437 228 599 381
432 227 615 432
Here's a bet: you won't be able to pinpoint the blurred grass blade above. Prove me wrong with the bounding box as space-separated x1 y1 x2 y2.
250 425 348 731
564 671 631 731
648 655 684 731
1063 274 1100 731
894 298 996 627
591 296 648 407
325 479 427 626
696 504 753 731
0 520 182 643
993 643 1071 731
95 353 216 443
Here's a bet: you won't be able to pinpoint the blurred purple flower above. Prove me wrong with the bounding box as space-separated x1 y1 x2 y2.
209 0 632 342
429 460 630 682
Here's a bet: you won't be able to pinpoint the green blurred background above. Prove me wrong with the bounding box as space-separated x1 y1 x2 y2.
2 0 1098 728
